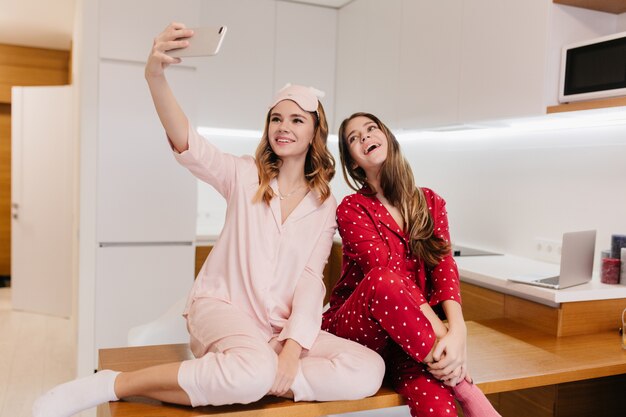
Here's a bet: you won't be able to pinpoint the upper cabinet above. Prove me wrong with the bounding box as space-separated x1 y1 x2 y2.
100 0 338 130
336 0 626 129
395 0 463 129
553 0 626 14
458 0 550 123
334 0 403 128
193 0 276 130
274 1 338 129
99 0 202 63
336 0 551 130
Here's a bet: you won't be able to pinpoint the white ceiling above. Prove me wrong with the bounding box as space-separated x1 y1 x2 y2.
0 0 76 50
0 0 351 51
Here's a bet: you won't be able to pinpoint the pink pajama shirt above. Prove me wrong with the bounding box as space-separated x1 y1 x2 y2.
322 188 462 417
171 126 384 406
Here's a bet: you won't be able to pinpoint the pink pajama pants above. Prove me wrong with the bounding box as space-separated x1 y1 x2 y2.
323 267 458 417
178 298 385 407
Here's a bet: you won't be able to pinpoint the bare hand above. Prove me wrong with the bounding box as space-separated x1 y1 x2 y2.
145 22 193 78
426 326 467 383
268 339 301 397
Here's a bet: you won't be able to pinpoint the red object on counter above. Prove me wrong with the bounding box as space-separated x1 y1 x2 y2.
601 258 621 284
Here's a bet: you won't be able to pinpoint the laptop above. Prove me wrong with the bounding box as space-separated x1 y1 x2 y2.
508 230 596 289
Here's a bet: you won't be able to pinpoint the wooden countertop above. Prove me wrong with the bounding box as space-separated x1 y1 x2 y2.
97 320 626 417
455 254 626 306
466 319 626 394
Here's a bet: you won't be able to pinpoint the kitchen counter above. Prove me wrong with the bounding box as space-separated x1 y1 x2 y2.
455 254 626 307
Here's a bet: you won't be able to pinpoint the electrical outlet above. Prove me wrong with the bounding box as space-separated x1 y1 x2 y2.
534 238 562 264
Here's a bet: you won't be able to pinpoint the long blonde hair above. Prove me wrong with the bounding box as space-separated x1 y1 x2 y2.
338 112 450 268
254 102 335 204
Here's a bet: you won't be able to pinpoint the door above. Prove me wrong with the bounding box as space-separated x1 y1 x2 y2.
11 85 74 317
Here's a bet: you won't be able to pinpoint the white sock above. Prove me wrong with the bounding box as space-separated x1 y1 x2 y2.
32 370 120 417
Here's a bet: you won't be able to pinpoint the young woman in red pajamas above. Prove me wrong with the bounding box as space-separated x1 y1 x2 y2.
322 112 500 417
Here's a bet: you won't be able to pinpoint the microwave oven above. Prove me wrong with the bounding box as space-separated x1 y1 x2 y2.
559 31 626 103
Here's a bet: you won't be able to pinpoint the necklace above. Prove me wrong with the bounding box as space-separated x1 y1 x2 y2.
277 184 305 200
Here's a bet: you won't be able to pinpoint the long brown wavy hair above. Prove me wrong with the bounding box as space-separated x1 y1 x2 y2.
338 112 450 268
253 101 335 204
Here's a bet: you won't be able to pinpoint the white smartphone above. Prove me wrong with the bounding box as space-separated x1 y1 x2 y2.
166 26 227 58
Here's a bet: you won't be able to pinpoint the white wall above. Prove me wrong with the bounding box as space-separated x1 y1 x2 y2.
399 121 626 266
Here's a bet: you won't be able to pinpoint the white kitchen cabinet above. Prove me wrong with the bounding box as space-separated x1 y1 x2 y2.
274 1 337 129
335 0 564 129
95 245 194 350
337 0 464 130
458 0 550 123
97 60 197 243
395 0 463 129
194 0 276 130
335 0 402 129
99 0 202 63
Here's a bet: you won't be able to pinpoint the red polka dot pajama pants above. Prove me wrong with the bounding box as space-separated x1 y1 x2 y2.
323 266 458 417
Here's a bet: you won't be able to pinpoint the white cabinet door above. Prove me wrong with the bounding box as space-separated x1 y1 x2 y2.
97 61 197 243
95 245 194 350
335 0 402 129
194 0 276 130
458 0 550 122
274 1 337 129
396 0 462 129
99 0 201 62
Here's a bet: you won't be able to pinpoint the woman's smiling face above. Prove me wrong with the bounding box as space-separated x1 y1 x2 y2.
267 99 315 161
343 115 388 172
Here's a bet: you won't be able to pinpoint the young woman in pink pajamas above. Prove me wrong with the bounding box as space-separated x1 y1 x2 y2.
322 112 501 417
32 24 384 417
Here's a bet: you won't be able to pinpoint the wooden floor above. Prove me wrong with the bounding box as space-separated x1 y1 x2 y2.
0 287 77 417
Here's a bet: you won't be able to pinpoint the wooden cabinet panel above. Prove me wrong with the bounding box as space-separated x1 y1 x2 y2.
460 281 505 321
497 386 555 417
460 281 626 337
504 295 560 335
556 374 626 417
559 299 626 336
194 245 212 278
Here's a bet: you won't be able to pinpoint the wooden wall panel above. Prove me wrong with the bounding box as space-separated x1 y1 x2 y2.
0 104 10 276
0 43 69 277
0 44 70 104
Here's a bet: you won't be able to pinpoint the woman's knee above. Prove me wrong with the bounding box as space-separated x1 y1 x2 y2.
364 267 411 296
332 345 386 399
190 340 277 405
